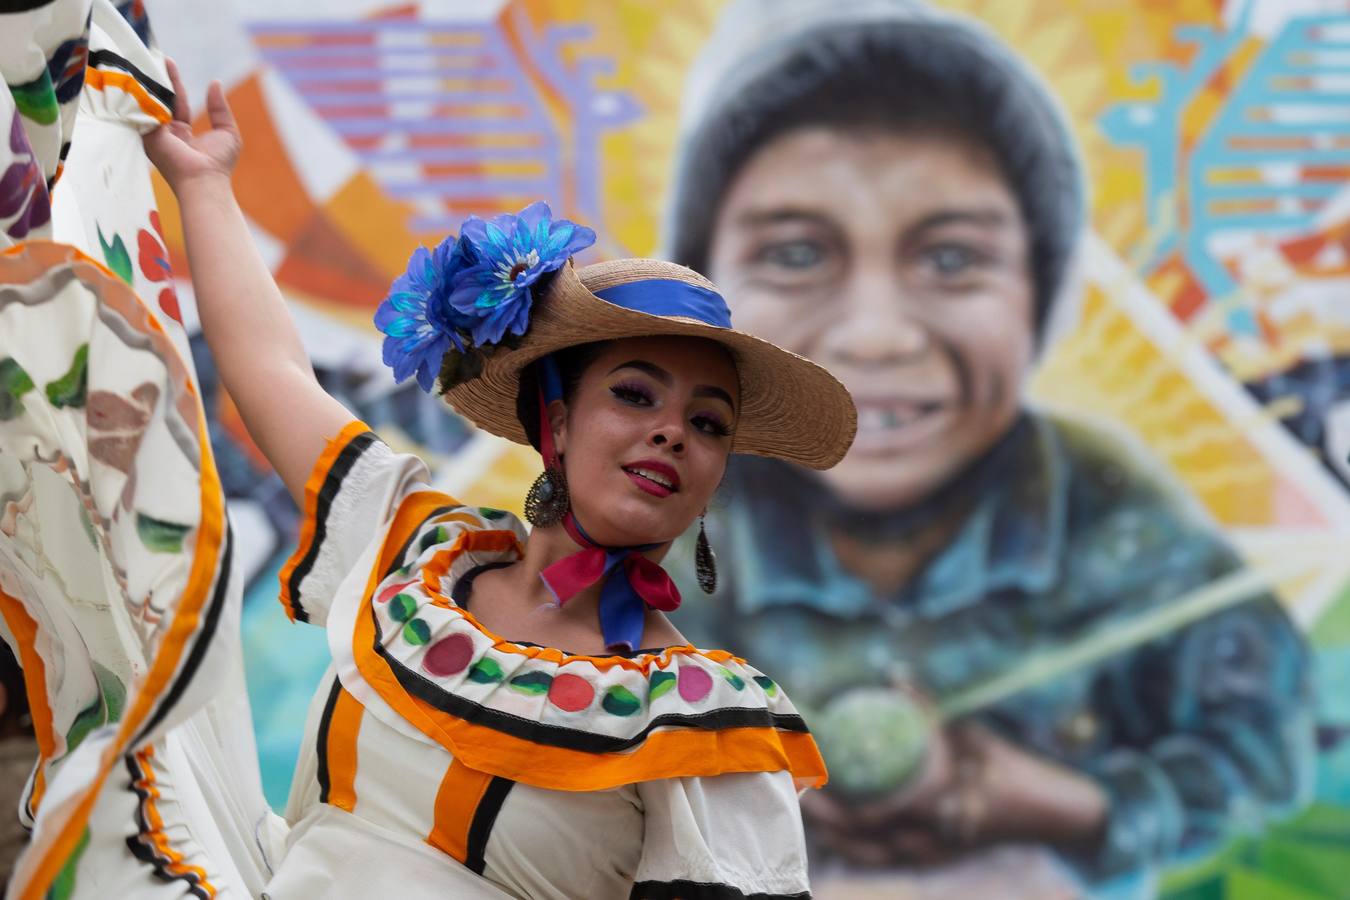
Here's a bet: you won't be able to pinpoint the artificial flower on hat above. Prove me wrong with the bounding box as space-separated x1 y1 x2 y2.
374 201 596 392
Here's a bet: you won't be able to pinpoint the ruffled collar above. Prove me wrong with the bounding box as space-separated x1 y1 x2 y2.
338 498 827 792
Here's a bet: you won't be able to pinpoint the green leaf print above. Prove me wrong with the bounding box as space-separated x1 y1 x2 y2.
64 664 128 754
44 344 87 409
92 662 126 723
47 826 90 900
96 223 133 285
0 357 35 421
78 505 98 548
9 73 59 126
64 694 105 756
135 513 191 553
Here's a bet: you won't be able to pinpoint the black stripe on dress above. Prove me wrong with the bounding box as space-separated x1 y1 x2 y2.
86 48 174 108
123 753 214 900
0 0 61 12
630 881 810 900
464 776 514 875
370 611 807 753
314 676 343 804
135 523 233 745
287 430 378 623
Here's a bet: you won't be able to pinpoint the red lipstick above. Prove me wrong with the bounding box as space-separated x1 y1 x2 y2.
621 459 680 497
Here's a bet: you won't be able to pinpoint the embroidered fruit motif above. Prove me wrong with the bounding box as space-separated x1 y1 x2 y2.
378 579 417 604
508 671 553 695
467 657 503 684
418 526 449 553
547 672 594 712
648 670 676 701
719 667 745 691
677 666 713 702
423 633 474 677
402 619 431 645
602 685 642 717
389 593 418 623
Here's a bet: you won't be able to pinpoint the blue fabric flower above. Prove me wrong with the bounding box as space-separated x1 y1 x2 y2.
448 201 596 346
374 235 475 392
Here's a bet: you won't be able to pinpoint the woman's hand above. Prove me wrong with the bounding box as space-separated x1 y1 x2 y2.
142 58 241 192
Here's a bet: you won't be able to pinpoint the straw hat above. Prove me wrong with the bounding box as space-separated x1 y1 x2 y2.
442 257 857 470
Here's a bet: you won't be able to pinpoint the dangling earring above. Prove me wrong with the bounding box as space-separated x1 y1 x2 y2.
525 466 569 527
695 513 717 594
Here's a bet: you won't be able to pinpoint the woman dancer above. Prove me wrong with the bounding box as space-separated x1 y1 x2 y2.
139 61 852 898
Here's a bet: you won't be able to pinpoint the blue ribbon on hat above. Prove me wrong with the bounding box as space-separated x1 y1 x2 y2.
534 276 732 652
592 278 733 329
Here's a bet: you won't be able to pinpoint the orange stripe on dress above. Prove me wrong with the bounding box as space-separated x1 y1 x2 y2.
0 586 58 815
420 529 524 605
84 67 171 123
426 758 495 864
11 244 229 900
129 746 217 896
277 419 371 622
325 687 364 812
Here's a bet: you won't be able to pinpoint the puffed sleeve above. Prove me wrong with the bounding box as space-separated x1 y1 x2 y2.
277 420 432 626
631 771 812 899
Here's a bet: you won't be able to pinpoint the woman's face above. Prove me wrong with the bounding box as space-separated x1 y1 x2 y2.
708 127 1035 511
553 335 739 546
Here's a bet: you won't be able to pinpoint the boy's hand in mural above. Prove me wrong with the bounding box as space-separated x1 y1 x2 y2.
804 718 1109 866
143 58 241 190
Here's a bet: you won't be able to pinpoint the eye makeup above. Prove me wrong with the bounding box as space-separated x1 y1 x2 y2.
610 380 654 405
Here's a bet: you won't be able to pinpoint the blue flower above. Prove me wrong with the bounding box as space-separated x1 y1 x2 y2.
448 201 596 346
375 235 475 392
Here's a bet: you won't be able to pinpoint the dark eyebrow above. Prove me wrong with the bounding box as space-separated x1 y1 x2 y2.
609 360 737 410
694 385 736 408
731 208 834 229
732 206 1012 237
909 208 1013 235
609 360 671 384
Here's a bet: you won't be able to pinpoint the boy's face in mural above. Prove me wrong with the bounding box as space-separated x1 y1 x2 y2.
708 127 1036 510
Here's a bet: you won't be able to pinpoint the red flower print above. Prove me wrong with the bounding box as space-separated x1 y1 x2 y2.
136 209 181 323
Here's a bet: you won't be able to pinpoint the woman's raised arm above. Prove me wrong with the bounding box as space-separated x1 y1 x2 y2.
144 59 356 505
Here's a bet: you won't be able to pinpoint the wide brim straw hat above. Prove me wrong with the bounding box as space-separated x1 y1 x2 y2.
443 258 857 470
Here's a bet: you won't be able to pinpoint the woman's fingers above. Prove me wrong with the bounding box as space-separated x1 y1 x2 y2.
165 57 191 124
205 80 239 137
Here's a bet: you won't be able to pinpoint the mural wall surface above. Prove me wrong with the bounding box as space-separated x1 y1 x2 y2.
133 1 1350 896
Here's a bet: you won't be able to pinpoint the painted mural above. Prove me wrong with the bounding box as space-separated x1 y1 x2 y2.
112 0 1350 896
